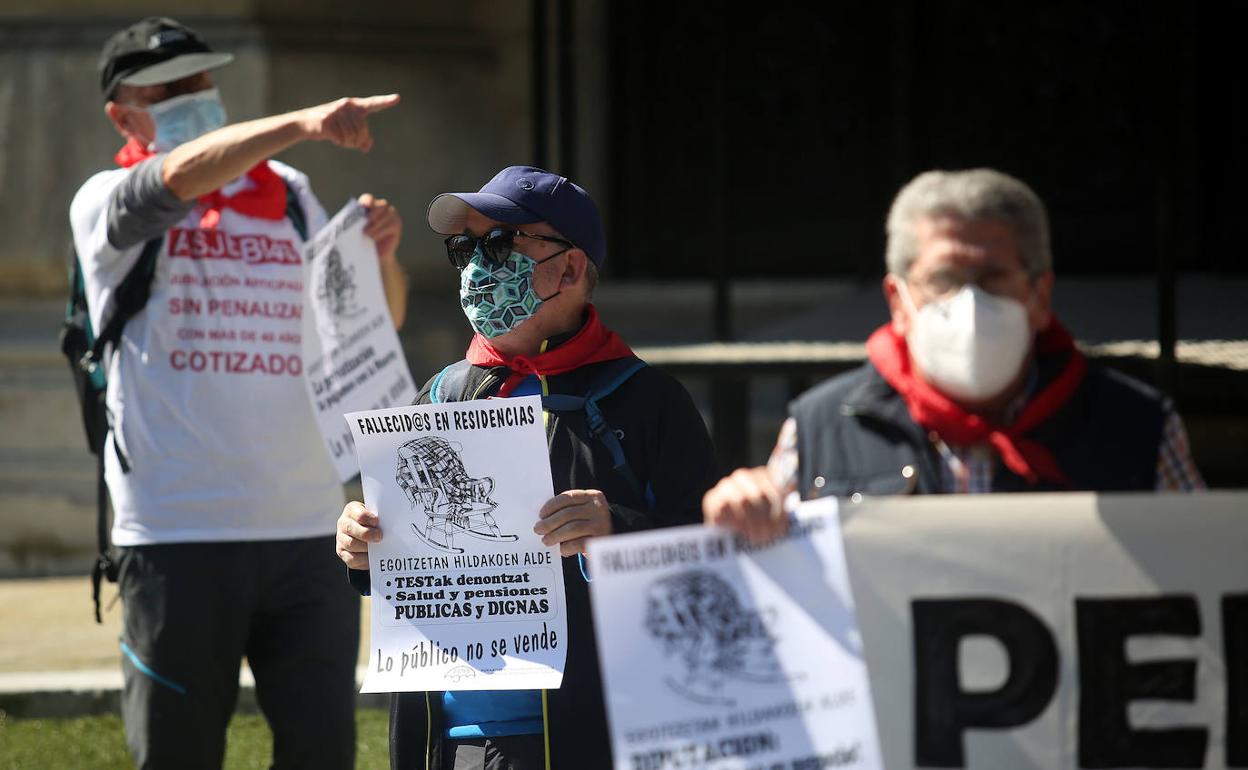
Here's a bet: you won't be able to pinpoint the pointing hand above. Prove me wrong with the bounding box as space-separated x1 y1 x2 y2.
301 94 400 152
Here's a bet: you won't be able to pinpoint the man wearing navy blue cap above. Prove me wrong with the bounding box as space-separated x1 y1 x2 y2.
336 166 720 769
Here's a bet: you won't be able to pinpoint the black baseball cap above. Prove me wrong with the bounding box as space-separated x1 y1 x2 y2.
98 17 233 101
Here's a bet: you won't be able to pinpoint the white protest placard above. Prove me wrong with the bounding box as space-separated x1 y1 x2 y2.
588 497 884 770
346 396 567 693
303 200 416 481
839 491 1248 770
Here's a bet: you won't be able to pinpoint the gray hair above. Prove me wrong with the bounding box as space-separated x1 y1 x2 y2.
884 169 1052 277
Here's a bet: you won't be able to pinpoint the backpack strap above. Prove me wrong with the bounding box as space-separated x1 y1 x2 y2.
544 357 649 586
79 237 162 390
542 357 649 501
90 450 113 623
76 236 161 623
429 360 473 404
64 253 105 393
284 180 308 241
60 251 109 459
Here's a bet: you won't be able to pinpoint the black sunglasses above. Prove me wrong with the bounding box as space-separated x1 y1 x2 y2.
444 228 573 270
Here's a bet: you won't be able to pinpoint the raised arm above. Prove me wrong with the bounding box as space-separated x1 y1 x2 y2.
162 94 400 201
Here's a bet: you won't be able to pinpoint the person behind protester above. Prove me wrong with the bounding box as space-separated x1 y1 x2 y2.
703 168 1204 540
335 165 719 769
70 17 409 769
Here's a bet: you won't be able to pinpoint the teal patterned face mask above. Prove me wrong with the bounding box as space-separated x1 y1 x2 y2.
458 246 563 338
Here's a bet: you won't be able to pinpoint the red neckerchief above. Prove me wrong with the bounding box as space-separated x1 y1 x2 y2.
466 305 635 396
114 138 287 229
865 320 1087 486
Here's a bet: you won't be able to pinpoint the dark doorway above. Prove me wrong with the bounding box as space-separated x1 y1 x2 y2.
607 1 1244 280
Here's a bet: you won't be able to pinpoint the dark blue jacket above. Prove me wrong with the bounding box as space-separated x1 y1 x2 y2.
789 356 1167 498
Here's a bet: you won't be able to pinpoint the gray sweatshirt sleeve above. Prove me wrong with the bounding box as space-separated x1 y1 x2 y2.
106 154 196 250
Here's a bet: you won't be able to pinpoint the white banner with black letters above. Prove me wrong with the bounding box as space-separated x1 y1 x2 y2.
303 200 416 482
347 396 567 693
589 497 885 770
840 491 1248 770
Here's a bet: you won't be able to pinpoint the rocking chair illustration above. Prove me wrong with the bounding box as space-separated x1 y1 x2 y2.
313 245 363 337
643 570 785 704
395 436 517 554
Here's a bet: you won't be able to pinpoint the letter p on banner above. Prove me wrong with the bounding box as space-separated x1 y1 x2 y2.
911 598 1058 767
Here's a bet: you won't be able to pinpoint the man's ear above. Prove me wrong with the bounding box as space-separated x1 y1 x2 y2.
558 249 589 293
883 274 912 336
105 101 150 145
1028 270 1055 332
104 102 129 135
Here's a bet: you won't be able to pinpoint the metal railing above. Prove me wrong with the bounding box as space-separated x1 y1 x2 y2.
636 339 1248 480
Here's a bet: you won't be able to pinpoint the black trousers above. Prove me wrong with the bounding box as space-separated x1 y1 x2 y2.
447 735 546 770
117 536 360 769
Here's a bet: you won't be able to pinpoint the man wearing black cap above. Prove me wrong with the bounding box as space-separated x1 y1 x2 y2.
70 16 409 769
335 166 719 769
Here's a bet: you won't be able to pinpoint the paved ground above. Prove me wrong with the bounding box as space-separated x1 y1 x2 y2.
0 576 123 673
0 576 373 673
0 575 376 717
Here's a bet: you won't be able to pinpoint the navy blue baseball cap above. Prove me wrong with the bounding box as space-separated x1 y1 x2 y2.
427 166 607 267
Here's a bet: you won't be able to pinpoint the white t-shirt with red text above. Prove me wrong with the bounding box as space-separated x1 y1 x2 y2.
69 161 343 546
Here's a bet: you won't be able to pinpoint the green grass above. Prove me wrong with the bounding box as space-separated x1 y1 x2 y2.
0 707 390 769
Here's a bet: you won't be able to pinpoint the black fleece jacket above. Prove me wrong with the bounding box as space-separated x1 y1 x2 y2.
788 357 1167 498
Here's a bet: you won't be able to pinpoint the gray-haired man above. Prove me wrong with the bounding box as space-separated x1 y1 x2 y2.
704 168 1203 540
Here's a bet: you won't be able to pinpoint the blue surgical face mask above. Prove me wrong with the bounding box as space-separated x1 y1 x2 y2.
146 88 227 152
458 246 562 338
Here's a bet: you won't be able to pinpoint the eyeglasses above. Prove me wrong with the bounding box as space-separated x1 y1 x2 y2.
444 228 573 270
907 266 1033 302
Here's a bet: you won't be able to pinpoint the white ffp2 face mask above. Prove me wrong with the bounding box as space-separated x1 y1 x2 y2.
899 282 1032 402
146 88 228 152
